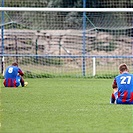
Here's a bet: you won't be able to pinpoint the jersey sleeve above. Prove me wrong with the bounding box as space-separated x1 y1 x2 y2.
18 68 24 76
112 78 117 89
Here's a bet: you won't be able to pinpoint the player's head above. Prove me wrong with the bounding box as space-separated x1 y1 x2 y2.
12 62 18 67
119 63 129 74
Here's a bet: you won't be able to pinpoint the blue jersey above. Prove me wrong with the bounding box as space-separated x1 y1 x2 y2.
4 65 24 87
114 72 133 104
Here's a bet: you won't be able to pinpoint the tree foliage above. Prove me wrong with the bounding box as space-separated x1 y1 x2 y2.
4 0 133 8
3 0 133 31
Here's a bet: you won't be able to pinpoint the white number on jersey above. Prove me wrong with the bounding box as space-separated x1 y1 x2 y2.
120 76 131 84
8 67 13 73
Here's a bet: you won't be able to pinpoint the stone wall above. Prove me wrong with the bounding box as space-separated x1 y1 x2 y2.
0 29 132 65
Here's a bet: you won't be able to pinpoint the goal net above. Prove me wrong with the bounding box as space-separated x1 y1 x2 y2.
0 7 133 78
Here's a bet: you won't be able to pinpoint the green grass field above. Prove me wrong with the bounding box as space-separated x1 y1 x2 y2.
0 78 133 133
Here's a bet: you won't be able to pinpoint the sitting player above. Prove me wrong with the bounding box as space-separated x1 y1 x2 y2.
3 62 26 87
110 63 133 104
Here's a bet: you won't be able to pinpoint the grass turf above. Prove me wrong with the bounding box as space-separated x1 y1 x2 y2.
0 78 133 133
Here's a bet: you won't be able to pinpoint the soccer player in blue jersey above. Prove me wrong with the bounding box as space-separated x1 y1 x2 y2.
110 63 133 104
3 62 25 87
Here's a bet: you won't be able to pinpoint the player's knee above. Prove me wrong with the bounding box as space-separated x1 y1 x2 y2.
16 82 20 87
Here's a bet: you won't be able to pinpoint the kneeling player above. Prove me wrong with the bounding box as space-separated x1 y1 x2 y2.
3 62 25 87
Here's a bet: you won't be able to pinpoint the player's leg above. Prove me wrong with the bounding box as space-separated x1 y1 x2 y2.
16 76 21 87
20 76 24 87
110 92 117 104
16 75 25 87
110 88 118 104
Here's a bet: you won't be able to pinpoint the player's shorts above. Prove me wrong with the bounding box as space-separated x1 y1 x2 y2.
4 75 21 87
115 92 133 104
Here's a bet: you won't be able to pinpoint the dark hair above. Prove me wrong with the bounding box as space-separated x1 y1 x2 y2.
12 62 18 66
119 63 128 72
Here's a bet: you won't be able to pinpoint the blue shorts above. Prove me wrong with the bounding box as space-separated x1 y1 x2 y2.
16 75 21 87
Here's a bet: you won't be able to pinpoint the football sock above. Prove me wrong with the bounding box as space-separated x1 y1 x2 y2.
110 93 116 104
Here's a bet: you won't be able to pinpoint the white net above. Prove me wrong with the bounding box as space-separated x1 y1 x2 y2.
0 7 133 77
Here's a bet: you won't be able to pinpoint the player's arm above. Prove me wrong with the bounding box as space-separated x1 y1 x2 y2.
18 68 24 76
110 78 118 104
112 79 118 93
